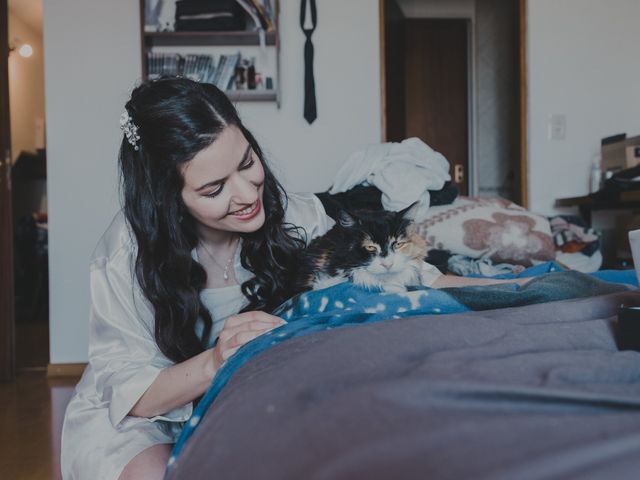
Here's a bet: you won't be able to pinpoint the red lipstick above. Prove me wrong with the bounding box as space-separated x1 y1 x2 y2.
231 199 261 221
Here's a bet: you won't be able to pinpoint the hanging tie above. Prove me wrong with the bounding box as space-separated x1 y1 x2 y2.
300 0 317 124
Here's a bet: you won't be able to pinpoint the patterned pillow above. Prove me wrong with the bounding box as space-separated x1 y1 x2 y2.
413 197 555 266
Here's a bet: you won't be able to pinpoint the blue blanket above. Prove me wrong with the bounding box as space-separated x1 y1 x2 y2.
167 263 636 469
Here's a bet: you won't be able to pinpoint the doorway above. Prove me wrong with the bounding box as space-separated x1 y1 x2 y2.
380 0 527 205
1 0 48 380
1 0 15 381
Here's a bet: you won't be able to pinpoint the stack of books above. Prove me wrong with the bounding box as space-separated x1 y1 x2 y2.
147 52 271 92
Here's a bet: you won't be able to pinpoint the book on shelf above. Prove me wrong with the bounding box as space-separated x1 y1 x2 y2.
211 55 226 86
217 53 241 91
147 52 214 82
147 52 182 78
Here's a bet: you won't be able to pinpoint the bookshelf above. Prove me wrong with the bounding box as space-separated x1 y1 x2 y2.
139 1 281 106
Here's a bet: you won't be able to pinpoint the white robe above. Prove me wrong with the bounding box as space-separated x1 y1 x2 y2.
60 193 334 480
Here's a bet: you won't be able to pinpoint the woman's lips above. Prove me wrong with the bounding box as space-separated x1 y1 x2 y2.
230 199 261 220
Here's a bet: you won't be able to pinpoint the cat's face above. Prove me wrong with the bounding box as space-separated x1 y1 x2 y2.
338 209 426 277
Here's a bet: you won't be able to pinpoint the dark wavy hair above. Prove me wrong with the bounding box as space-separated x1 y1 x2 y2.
119 77 304 363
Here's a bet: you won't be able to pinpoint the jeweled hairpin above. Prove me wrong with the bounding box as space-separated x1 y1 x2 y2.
120 111 141 151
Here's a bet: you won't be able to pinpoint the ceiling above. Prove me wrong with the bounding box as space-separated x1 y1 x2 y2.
8 0 43 35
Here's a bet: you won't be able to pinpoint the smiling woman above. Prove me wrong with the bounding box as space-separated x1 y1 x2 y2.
180 128 267 241
60 77 334 480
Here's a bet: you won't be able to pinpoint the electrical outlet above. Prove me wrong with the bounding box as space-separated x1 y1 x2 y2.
548 114 566 140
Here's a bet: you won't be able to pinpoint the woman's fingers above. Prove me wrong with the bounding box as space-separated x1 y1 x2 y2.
218 319 285 343
220 327 274 361
214 311 287 366
221 345 241 362
231 330 264 347
225 311 283 328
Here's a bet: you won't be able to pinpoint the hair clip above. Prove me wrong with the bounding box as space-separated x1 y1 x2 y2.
120 111 140 151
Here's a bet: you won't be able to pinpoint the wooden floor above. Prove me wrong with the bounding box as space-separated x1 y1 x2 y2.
0 370 79 480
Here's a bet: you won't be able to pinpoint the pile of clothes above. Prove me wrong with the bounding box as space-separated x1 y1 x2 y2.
549 215 602 273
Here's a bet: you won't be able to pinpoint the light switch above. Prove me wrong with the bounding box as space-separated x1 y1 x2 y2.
548 114 566 140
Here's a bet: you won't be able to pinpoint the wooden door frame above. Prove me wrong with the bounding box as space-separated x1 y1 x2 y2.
518 0 528 208
1 0 16 382
379 0 529 208
379 0 387 142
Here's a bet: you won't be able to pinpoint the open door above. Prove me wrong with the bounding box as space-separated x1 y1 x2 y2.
1 0 16 382
381 1 470 195
380 0 528 204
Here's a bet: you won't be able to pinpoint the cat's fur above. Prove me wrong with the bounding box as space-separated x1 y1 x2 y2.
295 207 428 293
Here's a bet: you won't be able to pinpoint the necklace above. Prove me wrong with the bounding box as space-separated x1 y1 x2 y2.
199 237 239 282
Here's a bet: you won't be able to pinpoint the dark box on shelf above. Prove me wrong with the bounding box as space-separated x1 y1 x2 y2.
602 133 640 171
175 0 246 32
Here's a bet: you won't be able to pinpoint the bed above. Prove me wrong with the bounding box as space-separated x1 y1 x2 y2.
164 268 640 479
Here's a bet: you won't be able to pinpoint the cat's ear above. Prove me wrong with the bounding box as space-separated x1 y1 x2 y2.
397 202 420 220
337 210 357 228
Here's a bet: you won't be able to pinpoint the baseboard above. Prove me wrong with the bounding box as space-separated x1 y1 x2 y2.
47 363 87 377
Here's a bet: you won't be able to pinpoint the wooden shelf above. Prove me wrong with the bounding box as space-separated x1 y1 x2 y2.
144 30 277 47
227 91 277 102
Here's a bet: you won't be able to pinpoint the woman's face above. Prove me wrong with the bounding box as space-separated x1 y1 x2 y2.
181 125 266 239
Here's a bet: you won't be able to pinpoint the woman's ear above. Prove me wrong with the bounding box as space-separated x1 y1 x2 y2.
337 210 357 228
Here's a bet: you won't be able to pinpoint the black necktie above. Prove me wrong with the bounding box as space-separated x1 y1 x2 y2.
300 0 317 124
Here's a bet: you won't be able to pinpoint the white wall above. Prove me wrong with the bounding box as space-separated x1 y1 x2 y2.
8 9 45 163
45 0 381 363
237 0 381 192
527 0 640 215
44 0 142 363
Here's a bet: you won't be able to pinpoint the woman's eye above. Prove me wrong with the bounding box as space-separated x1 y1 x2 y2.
240 158 255 170
205 184 224 198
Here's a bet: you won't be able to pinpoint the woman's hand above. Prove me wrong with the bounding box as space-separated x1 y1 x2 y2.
211 311 286 372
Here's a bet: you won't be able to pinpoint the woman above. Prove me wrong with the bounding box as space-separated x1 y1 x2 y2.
61 77 524 480
61 77 337 479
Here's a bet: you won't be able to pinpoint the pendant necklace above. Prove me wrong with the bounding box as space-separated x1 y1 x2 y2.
199 237 239 282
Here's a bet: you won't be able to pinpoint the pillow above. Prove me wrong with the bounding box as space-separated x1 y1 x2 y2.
413 197 555 266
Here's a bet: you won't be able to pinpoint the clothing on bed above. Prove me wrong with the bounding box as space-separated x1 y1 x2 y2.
167 267 633 468
444 270 628 310
60 192 333 480
166 289 640 480
446 253 525 277
549 214 603 272
328 137 451 219
315 183 458 221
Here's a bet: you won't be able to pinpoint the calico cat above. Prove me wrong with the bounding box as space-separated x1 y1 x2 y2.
295 207 428 293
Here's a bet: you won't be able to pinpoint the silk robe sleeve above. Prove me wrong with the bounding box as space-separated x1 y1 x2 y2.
88 233 192 429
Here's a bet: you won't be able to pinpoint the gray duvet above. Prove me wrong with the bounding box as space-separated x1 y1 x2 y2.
168 290 640 480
